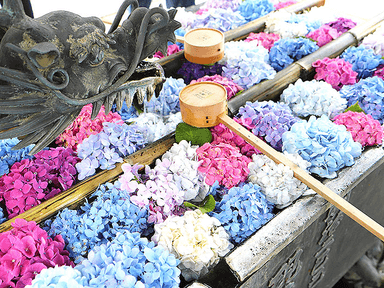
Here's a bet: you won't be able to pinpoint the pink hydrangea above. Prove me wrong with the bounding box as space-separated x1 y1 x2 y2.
197 142 251 189
190 74 244 99
274 0 297 9
312 57 358 90
0 219 73 287
153 44 181 59
210 121 261 157
244 32 280 51
307 25 342 47
55 104 123 151
374 65 384 81
333 111 383 147
0 147 80 218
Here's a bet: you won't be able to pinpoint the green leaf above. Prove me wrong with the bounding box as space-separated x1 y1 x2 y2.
345 101 365 113
184 195 216 213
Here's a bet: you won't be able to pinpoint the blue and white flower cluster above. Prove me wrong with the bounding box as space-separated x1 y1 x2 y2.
282 115 362 178
280 79 347 117
220 41 276 89
0 138 34 177
238 0 275 22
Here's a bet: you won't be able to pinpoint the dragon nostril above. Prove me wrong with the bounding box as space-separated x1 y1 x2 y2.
47 68 69 89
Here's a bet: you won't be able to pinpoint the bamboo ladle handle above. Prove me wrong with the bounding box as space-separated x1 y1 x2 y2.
218 113 384 241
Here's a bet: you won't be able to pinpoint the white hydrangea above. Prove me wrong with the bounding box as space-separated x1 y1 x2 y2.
302 6 342 25
152 210 233 282
362 25 384 57
161 140 209 201
265 10 308 38
248 152 315 208
280 79 347 118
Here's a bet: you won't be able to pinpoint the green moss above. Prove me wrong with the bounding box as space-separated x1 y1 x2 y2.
175 122 212 146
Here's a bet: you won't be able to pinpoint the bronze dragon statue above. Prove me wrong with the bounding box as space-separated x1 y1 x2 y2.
0 0 180 154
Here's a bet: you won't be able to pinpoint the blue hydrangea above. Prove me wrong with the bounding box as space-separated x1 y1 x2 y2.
76 122 148 180
340 46 384 79
238 0 275 22
339 76 384 124
190 8 247 32
269 38 319 71
238 100 299 151
0 205 6 224
0 138 34 176
145 77 185 116
45 181 149 263
282 115 362 178
27 266 85 288
288 13 322 32
75 231 180 288
174 28 185 50
210 183 274 244
114 101 139 121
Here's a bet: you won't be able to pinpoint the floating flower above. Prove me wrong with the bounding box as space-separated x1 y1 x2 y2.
362 27 384 57
326 17 357 33
76 231 181 287
282 115 362 178
0 138 34 177
200 0 242 11
211 182 274 243
274 0 297 9
244 32 280 51
238 100 299 151
248 153 313 208
374 65 384 81
196 143 251 189
190 74 244 100
113 101 138 121
340 46 384 79
333 111 383 147
238 0 275 22
220 41 276 89
269 37 319 71
307 25 342 47
0 206 6 224
153 44 181 59
339 76 384 124
312 57 358 90
76 122 148 180
55 104 123 151
152 210 233 281
26 266 84 288
177 62 223 85
0 219 73 288
265 10 309 38
45 181 149 263
280 79 347 118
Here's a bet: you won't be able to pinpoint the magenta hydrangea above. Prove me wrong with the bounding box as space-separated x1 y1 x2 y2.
55 104 123 151
374 65 384 81
0 219 73 288
307 25 342 47
190 74 244 100
244 32 280 51
153 44 181 59
333 111 383 147
325 17 357 33
312 57 358 90
274 0 297 9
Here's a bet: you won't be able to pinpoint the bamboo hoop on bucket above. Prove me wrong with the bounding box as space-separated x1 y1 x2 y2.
179 82 384 241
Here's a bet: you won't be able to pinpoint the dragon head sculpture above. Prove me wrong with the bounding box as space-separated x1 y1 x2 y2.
0 0 180 154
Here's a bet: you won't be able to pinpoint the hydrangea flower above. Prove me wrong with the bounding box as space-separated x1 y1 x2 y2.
76 231 181 288
55 104 123 151
0 147 80 218
362 27 384 57
200 0 242 11
248 153 314 208
220 41 276 89
119 163 188 224
374 65 384 81
145 77 185 116
282 115 362 178
153 44 181 59
152 210 233 281
244 32 280 51
307 25 342 47
269 37 319 71
238 0 275 22
45 181 149 263
326 17 357 33
340 46 384 79
113 101 138 121
76 122 148 180
280 79 347 118
26 266 84 288
210 183 274 243
0 219 73 288
210 120 261 158
177 62 223 85
274 0 297 9
238 100 299 151
339 76 384 124
333 111 383 147
287 12 322 32
0 206 6 224
0 138 34 177
190 74 244 100
196 142 251 189
312 57 358 90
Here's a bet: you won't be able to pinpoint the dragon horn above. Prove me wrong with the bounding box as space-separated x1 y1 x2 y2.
1 0 27 20
108 0 139 34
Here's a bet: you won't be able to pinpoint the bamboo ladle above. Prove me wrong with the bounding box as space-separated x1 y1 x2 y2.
179 81 384 241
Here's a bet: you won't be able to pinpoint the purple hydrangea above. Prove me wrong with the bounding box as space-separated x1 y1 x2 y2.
177 61 223 84
325 17 357 33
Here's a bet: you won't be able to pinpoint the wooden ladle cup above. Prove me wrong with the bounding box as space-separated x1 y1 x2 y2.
179 81 384 241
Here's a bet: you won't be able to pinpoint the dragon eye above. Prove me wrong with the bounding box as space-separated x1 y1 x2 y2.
89 44 104 66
